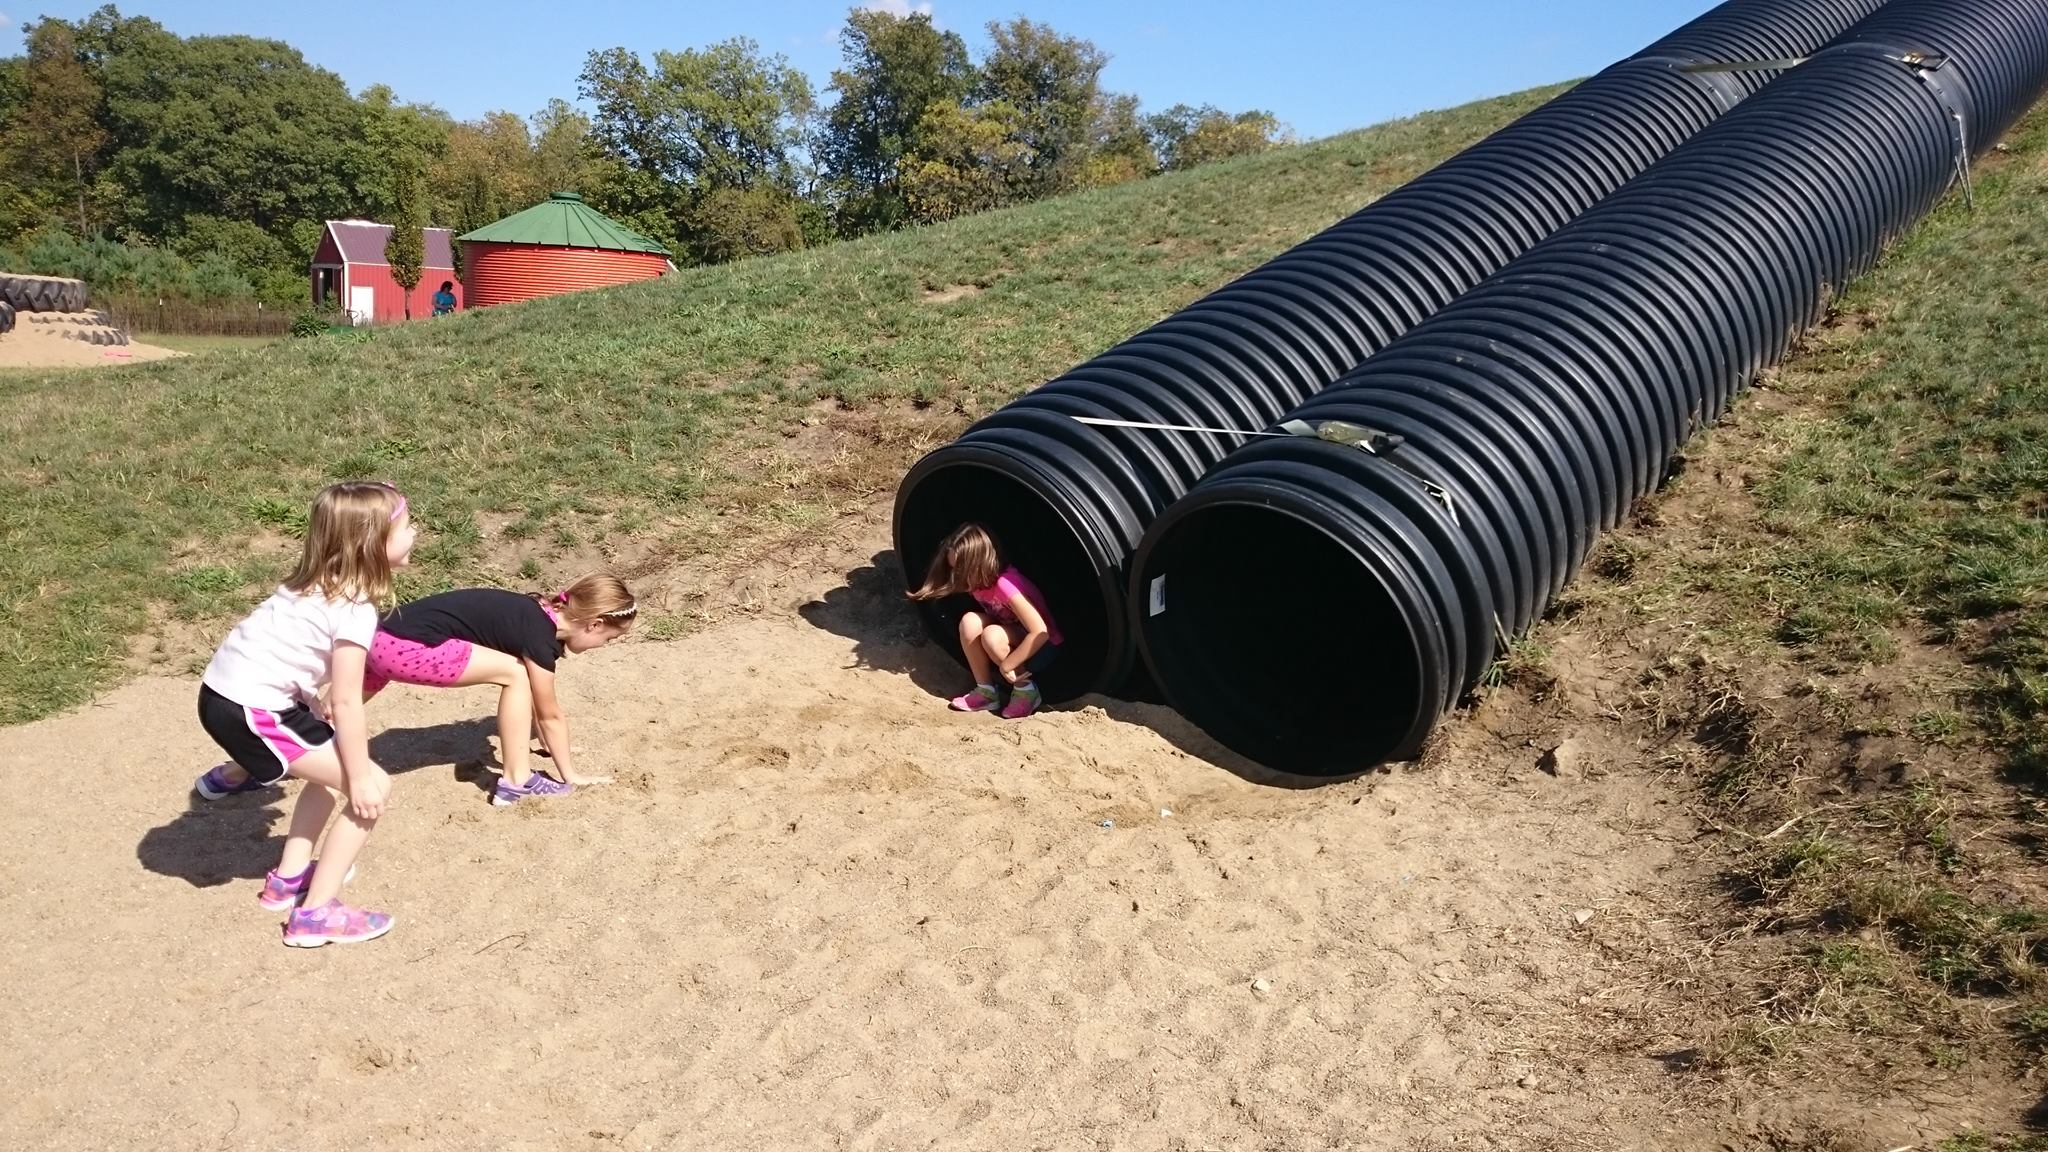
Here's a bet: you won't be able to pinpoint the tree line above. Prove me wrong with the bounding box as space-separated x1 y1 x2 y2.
0 5 1289 308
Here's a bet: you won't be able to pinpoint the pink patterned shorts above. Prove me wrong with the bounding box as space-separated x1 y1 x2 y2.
363 631 474 698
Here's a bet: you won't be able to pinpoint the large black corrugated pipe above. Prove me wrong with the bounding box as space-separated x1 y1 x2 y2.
892 0 1885 702
1132 0 2048 775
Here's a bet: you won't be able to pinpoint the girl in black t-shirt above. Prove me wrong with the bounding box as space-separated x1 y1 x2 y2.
366 573 638 806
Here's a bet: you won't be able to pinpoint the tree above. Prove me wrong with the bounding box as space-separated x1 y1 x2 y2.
360 84 452 222
580 38 812 192
1146 104 1288 172
530 99 592 198
93 26 379 243
1077 90 1155 189
817 8 974 235
384 165 427 320
974 18 1107 200
688 185 804 264
900 100 1029 224
580 38 812 261
0 21 109 234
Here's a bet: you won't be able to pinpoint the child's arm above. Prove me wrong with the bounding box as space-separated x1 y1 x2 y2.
998 591 1051 682
525 659 608 786
328 642 390 820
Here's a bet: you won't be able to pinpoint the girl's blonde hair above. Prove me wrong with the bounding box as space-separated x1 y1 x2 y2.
910 523 1002 600
282 481 406 606
540 573 637 631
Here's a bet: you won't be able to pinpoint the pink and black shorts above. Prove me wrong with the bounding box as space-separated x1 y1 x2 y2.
198 684 331 785
362 631 474 698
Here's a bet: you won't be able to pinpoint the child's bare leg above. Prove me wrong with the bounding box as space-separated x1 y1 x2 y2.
958 612 995 685
279 745 376 905
213 761 251 788
979 625 1018 680
494 681 535 787
301 809 375 907
443 648 533 786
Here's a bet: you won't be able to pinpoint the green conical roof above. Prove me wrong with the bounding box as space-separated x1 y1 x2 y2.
457 192 670 256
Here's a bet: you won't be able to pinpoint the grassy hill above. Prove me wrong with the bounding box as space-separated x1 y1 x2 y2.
0 83 1565 725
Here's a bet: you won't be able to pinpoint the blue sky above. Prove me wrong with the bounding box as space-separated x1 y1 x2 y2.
7 0 1731 141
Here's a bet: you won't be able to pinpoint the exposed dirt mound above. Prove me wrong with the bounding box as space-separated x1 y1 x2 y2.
0 313 179 369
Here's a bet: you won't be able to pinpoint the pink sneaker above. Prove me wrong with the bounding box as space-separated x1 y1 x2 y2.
283 899 394 947
949 685 1001 713
257 861 358 912
999 683 1043 720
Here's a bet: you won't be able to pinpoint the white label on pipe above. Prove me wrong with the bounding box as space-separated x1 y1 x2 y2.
1149 575 1167 616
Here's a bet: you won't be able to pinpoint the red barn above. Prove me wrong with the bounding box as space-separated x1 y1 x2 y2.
310 220 461 325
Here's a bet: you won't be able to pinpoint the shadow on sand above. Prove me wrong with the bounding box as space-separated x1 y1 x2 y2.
136 717 504 888
795 549 1371 791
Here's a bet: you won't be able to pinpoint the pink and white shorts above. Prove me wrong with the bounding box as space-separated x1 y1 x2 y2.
363 631 475 698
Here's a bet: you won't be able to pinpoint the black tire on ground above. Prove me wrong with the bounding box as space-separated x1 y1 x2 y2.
0 273 90 313
0 300 13 335
109 328 129 346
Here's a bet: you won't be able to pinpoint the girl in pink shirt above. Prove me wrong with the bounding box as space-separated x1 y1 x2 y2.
910 523 1062 719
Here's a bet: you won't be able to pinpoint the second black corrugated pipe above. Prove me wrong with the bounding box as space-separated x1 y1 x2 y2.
891 0 1885 701
1131 0 2048 774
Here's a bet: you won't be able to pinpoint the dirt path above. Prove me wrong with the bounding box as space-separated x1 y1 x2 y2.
1 514 2015 1150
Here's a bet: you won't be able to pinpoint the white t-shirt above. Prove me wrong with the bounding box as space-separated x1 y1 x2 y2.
202 585 379 711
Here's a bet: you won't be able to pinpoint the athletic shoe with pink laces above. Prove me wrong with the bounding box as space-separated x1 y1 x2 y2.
492 772 573 807
283 899 394 947
949 685 1001 712
257 861 358 912
999 682 1043 720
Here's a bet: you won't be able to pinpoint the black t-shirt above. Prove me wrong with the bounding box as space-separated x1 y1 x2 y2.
379 588 565 671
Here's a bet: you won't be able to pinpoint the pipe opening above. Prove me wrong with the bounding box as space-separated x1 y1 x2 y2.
895 460 1116 702
1139 502 1426 775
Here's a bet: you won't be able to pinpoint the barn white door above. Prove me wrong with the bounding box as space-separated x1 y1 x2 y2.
348 285 375 326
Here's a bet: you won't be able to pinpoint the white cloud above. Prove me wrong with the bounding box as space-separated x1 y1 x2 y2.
859 0 934 17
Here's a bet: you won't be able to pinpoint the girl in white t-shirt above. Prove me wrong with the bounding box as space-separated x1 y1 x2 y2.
195 481 417 947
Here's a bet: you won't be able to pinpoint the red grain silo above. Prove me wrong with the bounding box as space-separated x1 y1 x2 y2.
458 193 673 308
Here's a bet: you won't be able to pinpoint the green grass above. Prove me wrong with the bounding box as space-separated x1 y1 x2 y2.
1645 110 2048 777
1582 102 2048 1116
141 333 282 356
0 85 1564 724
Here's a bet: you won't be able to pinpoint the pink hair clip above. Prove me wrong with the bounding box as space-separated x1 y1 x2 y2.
365 480 408 523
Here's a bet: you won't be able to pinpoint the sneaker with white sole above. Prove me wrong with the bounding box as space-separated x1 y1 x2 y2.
283 899 394 947
492 772 573 807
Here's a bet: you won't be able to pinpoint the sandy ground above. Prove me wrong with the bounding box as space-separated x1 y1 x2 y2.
0 520 2009 1150
0 325 180 368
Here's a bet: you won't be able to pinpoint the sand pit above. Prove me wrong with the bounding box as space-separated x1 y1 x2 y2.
0 526 1765 1151
0 326 181 369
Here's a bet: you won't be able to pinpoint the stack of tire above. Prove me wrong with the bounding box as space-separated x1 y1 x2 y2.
1 273 88 313
0 272 127 344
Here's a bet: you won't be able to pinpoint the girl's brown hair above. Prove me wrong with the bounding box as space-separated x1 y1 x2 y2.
909 523 1002 600
540 573 637 632
282 481 406 606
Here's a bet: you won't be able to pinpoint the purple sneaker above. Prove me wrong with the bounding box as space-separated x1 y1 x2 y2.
257 860 359 912
283 899 394 948
492 772 573 807
194 763 272 800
